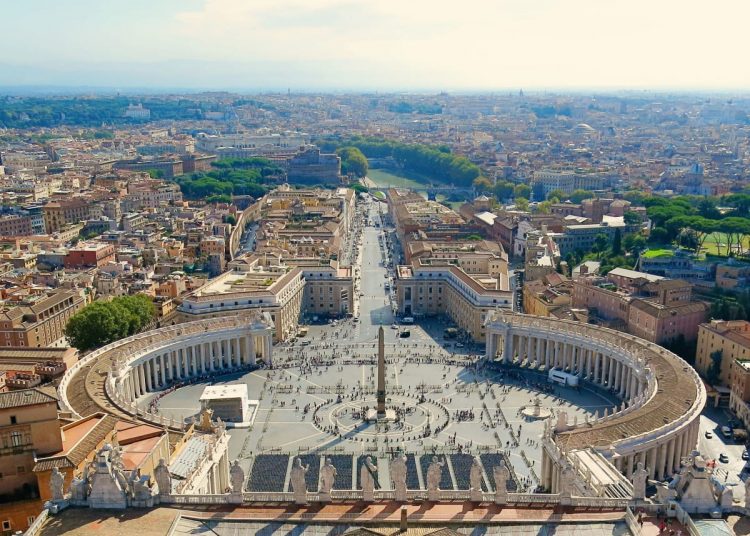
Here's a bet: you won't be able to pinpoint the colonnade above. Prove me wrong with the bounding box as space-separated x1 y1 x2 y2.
121 330 272 402
485 312 706 489
487 330 645 399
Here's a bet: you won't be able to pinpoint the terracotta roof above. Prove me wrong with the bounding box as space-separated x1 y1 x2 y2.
0 386 57 409
33 413 118 472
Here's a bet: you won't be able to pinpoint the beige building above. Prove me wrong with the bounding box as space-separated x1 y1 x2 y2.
394 259 512 342
695 320 750 387
729 359 750 431
0 387 62 499
0 290 87 348
572 270 708 345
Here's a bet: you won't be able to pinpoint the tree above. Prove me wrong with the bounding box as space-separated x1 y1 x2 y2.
64 295 156 351
623 233 646 256
546 189 567 202
472 176 492 193
336 146 368 178
697 197 721 219
223 214 237 225
492 181 515 201
514 197 530 211
649 227 670 244
535 201 552 214
612 228 622 255
726 193 750 217
513 184 531 200
570 189 595 204
592 233 610 259
623 210 641 225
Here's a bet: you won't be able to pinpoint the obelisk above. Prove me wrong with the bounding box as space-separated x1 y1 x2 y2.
376 326 386 417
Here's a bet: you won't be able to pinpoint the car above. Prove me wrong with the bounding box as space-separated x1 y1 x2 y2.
719 453 729 463
399 330 411 338
391 324 398 329
705 431 713 439
742 450 749 460
456 342 465 348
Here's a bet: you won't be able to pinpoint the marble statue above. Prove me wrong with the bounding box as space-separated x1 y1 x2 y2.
493 460 510 504
290 457 309 504
560 465 576 497
390 454 408 502
230 460 245 494
49 467 65 501
426 456 445 501
70 474 88 502
154 459 172 497
555 411 568 432
470 456 483 502
631 461 648 501
133 475 155 501
319 458 337 499
360 456 377 502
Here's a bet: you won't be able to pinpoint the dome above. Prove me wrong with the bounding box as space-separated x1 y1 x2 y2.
573 123 596 132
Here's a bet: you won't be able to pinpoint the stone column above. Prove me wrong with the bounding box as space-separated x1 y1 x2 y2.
209 342 216 371
265 335 273 365
145 360 153 392
249 335 256 365
503 332 512 363
199 344 206 373
626 454 634 477
608 356 616 387
139 364 147 395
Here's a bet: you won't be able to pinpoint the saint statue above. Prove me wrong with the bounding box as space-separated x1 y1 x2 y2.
49 467 65 501
426 457 445 501
360 456 377 502
290 457 309 504
319 458 337 498
470 456 483 501
493 460 510 504
390 453 408 502
631 461 648 501
230 460 245 494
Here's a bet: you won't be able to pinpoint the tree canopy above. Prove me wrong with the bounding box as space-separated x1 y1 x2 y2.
173 157 283 200
65 295 156 352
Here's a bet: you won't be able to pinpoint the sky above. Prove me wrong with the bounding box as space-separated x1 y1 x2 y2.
1 0 750 91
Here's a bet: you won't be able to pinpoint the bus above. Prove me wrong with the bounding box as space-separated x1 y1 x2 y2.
401 317 414 325
548 369 579 387
443 327 458 339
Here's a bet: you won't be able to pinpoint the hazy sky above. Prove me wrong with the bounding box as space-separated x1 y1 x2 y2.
2 0 749 91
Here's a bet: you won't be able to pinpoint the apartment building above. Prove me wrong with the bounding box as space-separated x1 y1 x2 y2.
64 242 116 269
695 320 750 387
0 290 87 347
728 359 750 431
42 198 92 234
572 268 708 345
0 387 62 499
0 215 33 237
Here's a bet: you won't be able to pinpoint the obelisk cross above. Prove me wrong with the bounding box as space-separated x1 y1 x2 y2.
377 326 386 417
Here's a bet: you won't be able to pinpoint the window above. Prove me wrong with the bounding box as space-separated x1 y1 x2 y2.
2 520 10 531
10 431 22 447
17 466 25 474
10 416 16 425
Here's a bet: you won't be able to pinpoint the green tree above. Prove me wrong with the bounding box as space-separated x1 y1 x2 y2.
492 181 515 201
569 189 595 204
64 295 156 351
612 228 622 255
514 197 530 211
472 176 493 193
536 201 552 214
547 189 567 202
223 214 237 225
623 210 641 225
514 184 531 199
726 193 750 217
593 233 609 259
697 197 721 219
707 350 723 384
623 233 646 256
336 146 368 178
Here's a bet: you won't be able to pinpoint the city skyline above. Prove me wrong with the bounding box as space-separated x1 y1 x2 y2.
3 0 750 91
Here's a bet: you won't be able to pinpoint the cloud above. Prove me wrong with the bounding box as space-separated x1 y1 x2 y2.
2 0 750 89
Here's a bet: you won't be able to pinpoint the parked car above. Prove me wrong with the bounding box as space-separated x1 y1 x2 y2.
719 453 729 463
742 450 749 461
705 431 713 439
